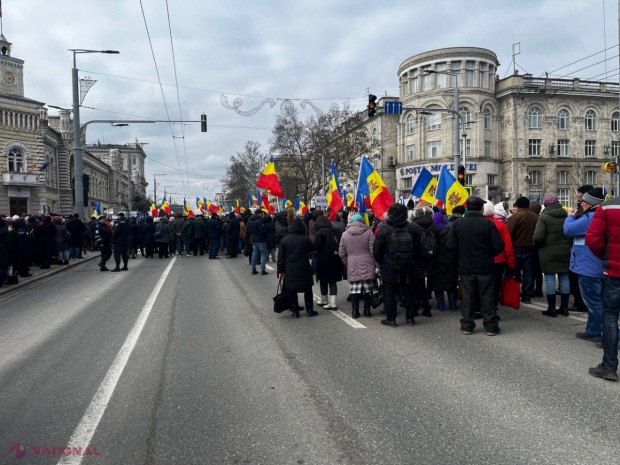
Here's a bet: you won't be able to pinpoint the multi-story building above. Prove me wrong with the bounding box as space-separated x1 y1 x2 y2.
387 46 619 207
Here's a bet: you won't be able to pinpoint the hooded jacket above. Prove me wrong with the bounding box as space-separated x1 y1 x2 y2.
564 208 604 278
586 197 620 278
54 218 69 251
275 210 290 245
507 208 538 251
533 203 572 274
277 218 314 290
263 215 277 249
248 214 267 243
227 212 240 240
155 218 173 243
410 215 439 276
338 221 375 282
428 225 458 292
314 215 343 283
373 206 418 282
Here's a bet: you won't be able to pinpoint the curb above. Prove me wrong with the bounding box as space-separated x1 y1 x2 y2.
0 254 100 297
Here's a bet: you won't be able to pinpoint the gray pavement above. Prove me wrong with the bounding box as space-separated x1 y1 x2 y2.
1 253 618 464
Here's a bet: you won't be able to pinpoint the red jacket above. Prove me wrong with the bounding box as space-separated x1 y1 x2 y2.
487 216 515 268
586 197 620 278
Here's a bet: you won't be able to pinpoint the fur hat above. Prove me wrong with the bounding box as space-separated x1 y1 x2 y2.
582 188 605 206
465 196 486 212
514 197 530 209
577 184 594 194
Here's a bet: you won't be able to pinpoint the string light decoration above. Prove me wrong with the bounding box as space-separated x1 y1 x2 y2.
220 93 350 116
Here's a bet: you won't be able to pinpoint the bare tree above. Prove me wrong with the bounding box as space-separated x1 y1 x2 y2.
221 141 271 206
270 106 368 205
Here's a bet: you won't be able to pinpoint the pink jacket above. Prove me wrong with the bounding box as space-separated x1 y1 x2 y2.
338 221 376 282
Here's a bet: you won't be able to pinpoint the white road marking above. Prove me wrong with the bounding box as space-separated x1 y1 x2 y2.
330 310 367 329
266 265 274 271
58 257 177 465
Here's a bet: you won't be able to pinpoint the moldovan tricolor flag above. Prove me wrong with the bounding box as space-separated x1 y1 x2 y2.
161 197 171 215
151 203 158 217
256 156 284 198
184 198 195 217
327 160 344 220
435 166 469 214
411 168 438 205
356 156 393 219
261 194 275 214
197 197 205 213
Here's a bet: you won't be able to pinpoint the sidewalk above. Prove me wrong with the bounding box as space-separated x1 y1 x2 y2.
0 253 100 297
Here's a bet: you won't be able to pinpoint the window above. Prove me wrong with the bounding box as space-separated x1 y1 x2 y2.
465 67 474 86
528 107 541 128
479 62 487 71
402 177 412 189
558 188 570 207
585 170 597 185
488 66 495 89
426 110 441 130
612 111 619 132
465 174 474 185
422 66 431 91
613 141 620 157
427 141 442 159
435 63 447 88
557 170 569 185
372 127 378 145
406 114 414 135
484 141 491 157
484 109 491 129
450 61 460 87
459 107 471 128
557 109 569 130
411 76 419 94
406 144 414 162
528 139 542 156
132 157 136 166
585 140 596 157
558 140 570 157
7 147 24 172
488 174 497 185
585 110 596 130
528 170 542 185
479 71 485 88
461 139 471 158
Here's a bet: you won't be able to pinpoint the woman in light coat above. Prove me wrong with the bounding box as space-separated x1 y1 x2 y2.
338 214 377 318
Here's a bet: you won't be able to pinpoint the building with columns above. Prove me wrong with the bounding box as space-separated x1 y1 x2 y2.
360 46 619 208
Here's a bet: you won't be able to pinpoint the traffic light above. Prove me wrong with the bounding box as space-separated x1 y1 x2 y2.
458 165 465 185
82 174 90 206
201 113 207 132
368 94 377 118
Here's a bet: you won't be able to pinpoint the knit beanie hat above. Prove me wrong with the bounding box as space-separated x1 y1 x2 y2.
543 194 559 206
514 197 530 209
582 188 605 206
351 214 364 223
577 184 594 194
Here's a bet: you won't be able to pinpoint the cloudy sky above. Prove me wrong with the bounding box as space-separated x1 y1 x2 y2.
8 0 619 203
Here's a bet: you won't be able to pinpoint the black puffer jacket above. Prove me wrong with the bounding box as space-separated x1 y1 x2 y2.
314 215 343 283
275 210 289 245
410 215 438 277
277 218 314 290
113 217 131 246
264 216 277 249
248 215 266 243
206 217 222 240
447 211 504 275
65 217 86 248
0 220 12 268
227 212 240 239
429 225 458 292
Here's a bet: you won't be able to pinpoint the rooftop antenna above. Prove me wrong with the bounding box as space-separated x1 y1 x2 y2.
512 42 521 75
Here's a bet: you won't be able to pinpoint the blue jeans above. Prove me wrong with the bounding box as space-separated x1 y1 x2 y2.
70 247 80 259
579 275 604 341
602 276 620 372
209 240 219 258
176 236 190 255
514 250 535 297
251 242 267 272
58 250 69 261
544 272 569 295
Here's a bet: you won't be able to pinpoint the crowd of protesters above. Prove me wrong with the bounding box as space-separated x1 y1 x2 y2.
1 183 619 382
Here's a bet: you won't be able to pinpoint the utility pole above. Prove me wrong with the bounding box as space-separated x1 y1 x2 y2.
71 54 84 217
126 151 132 213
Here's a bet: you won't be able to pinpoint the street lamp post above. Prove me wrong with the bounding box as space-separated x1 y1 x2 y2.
424 70 460 178
69 49 119 218
153 173 167 204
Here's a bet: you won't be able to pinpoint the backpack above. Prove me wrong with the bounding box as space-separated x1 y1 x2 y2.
410 222 436 260
386 225 414 272
154 224 163 239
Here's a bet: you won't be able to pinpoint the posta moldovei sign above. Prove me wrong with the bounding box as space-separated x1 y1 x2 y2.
400 164 478 177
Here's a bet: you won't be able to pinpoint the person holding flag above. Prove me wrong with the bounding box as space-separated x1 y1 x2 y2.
357 156 394 220
150 202 158 218
161 197 171 216
256 155 284 198
327 161 344 221
92 202 102 219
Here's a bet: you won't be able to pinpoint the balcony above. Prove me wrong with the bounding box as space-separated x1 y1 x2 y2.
2 172 43 186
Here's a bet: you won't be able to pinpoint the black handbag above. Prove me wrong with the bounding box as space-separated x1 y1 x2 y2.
273 278 291 313
370 279 385 309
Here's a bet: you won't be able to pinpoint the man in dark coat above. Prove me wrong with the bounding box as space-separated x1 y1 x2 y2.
507 196 539 303
448 196 505 336
410 207 439 317
373 203 420 327
111 212 130 271
95 217 113 271
11 218 32 277
0 218 13 286
65 214 86 259
277 218 317 318
248 209 268 275
206 214 222 259
226 212 240 258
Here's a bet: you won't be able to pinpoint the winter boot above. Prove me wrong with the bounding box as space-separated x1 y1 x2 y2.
557 294 570 316
317 295 328 306
448 292 458 310
291 303 300 319
100 266 109 272
363 299 372 318
306 308 319 317
352 305 360 319
421 303 432 318
435 292 446 311
542 294 557 317
324 295 338 310
110 267 121 273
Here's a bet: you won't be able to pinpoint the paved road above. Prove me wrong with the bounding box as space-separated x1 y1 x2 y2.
1 253 618 464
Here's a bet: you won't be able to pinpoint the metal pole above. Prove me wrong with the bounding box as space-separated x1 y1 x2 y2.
127 151 132 213
453 82 460 177
322 150 325 195
153 174 157 204
71 52 85 217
